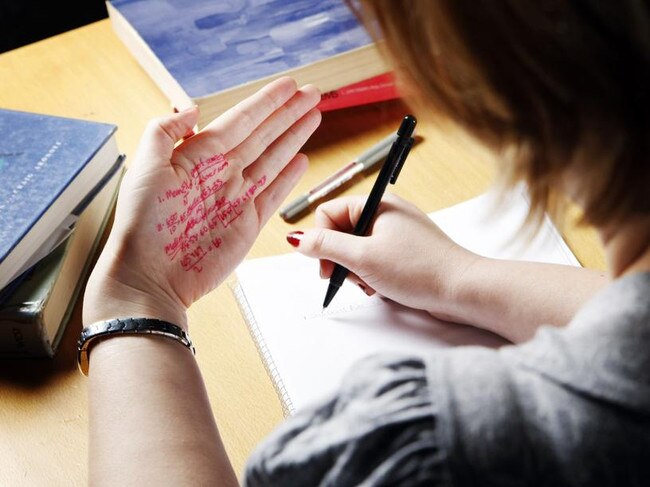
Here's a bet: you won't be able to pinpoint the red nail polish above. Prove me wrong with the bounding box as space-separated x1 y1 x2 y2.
286 231 304 247
358 283 367 292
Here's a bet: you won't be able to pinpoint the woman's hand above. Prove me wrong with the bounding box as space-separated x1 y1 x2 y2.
84 78 321 328
291 192 607 341
290 193 479 320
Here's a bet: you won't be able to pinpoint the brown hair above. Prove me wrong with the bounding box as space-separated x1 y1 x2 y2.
353 0 650 226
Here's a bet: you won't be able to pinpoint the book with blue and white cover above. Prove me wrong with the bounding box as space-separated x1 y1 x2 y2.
107 0 387 127
0 109 119 291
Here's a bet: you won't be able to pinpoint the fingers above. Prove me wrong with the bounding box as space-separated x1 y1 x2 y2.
244 108 321 194
227 85 320 169
201 77 299 152
292 226 365 274
255 153 309 225
315 195 369 233
136 107 200 165
312 196 368 278
291 226 375 296
355 280 377 296
319 259 335 279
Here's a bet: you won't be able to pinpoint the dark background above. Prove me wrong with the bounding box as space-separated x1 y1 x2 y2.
0 0 108 53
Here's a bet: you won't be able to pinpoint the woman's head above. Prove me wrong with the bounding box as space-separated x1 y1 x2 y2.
353 0 649 226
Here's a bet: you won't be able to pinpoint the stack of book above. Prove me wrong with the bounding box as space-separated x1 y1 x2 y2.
0 109 124 357
107 0 398 128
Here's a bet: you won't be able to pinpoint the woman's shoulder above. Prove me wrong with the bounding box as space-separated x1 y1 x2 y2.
443 271 650 484
507 270 650 410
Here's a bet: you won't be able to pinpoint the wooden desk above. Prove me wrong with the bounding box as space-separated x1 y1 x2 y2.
0 20 605 485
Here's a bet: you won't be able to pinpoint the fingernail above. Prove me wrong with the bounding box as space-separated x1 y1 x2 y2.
180 105 197 113
358 283 367 292
286 231 304 247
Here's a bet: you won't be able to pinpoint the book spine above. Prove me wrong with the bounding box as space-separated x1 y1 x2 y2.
316 73 399 112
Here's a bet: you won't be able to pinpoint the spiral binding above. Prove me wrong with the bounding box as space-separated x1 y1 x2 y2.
231 281 295 416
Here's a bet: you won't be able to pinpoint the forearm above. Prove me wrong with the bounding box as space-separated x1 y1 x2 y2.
79 80 321 486
84 271 237 487
88 335 238 487
442 257 608 343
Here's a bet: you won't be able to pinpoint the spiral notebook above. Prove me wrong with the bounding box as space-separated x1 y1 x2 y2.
234 191 580 415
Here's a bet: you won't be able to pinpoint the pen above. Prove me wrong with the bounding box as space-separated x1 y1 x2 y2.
322 115 416 308
279 133 398 221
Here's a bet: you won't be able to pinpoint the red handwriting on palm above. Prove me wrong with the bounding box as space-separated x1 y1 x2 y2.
109 78 321 309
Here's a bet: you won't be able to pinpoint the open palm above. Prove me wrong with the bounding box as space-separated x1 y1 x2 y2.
88 78 320 323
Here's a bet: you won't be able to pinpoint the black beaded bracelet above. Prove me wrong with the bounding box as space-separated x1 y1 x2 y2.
77 317 195 375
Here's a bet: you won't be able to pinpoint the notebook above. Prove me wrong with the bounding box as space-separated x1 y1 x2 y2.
234 191 580 414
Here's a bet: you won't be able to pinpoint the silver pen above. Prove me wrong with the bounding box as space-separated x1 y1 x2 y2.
279 133 398 221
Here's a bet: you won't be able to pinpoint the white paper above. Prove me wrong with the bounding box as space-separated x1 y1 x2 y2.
235 191 580 413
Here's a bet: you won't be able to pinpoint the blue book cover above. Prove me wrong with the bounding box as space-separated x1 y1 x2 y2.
0 109 117 288
109 0 373 99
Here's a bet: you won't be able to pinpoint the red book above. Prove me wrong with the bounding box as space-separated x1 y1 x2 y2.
317 72 399 112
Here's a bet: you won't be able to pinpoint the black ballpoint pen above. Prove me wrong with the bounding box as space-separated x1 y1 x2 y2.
322 115 417 308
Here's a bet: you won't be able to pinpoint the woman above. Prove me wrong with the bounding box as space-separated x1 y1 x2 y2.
83 1 649 485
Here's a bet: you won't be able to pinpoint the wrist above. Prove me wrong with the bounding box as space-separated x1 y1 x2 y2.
78 318 195 374
83 273 188 331
428 249 488 325
439 254 517 338
83 237 189 329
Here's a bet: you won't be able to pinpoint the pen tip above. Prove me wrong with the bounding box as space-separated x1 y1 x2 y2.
323 285 337 308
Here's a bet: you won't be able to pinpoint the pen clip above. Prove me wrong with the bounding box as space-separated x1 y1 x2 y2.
389 137 414 184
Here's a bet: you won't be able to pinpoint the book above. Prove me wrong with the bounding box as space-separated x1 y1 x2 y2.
0 159 124 357
107 0 389 129
0 109 119 292
234 190 581 414
317 72 399 112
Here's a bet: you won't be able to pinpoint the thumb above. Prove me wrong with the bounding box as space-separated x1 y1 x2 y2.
288 228 365 272
136 106 200 163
